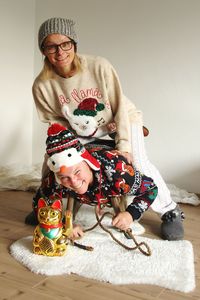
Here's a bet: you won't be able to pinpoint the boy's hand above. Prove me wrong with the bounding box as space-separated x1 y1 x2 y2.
69 224 84 240
112 211 133 231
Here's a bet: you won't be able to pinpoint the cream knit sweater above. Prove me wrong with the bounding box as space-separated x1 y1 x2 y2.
33 54 142 153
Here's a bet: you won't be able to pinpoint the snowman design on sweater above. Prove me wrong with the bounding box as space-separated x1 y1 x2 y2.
61 98 109 140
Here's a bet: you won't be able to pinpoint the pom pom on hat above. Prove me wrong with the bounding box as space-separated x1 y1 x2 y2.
47 123 66 136
46 123 100 173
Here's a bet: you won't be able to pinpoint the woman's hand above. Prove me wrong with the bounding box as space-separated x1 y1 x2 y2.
108 149 133 164
112 211 133 231
120 152 133 164
107 122 116 133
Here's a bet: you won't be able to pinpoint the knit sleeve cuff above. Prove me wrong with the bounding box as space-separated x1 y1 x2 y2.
126 205 142 221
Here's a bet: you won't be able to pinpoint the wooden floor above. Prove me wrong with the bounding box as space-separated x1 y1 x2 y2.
0 190 199 300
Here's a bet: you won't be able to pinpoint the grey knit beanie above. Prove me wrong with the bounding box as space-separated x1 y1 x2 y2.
38 17 78 51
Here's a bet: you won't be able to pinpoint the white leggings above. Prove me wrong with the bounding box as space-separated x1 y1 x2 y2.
131 124 176 217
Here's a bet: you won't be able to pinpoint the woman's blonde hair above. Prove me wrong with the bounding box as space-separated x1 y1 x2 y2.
39 53 82 80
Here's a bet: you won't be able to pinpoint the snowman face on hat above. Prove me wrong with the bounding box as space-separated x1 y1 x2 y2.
46 123 101 185
47 148 83 173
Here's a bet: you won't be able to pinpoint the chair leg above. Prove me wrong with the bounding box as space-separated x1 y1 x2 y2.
66 195 82 220
111 196 127 214
66 195 74 212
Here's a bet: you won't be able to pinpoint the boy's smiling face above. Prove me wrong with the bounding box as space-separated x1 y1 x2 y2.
56 161 93 194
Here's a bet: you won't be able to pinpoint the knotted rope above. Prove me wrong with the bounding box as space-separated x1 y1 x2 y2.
81 206 151 256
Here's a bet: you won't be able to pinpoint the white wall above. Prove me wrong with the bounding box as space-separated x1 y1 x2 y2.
1 0 200 193
0 0 35 166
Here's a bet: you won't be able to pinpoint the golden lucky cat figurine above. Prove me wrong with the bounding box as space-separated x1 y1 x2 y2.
33 197 73 256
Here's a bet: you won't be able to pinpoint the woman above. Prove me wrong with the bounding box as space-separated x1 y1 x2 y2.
31 17 184 240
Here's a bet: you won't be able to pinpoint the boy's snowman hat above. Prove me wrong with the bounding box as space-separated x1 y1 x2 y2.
46 123 100 173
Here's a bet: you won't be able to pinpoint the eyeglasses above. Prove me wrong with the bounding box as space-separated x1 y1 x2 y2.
43 41 74 54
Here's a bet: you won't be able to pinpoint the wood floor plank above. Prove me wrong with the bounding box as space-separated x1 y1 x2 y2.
0 276 58 300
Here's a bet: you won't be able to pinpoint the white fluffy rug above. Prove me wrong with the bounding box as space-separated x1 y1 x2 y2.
10 206 195 293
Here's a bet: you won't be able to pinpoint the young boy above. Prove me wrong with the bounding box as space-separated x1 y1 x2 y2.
32 123 158 238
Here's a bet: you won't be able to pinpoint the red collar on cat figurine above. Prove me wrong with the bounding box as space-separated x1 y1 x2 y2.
39 223 63 229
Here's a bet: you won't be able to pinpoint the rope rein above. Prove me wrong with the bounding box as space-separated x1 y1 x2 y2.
81 206 151 256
